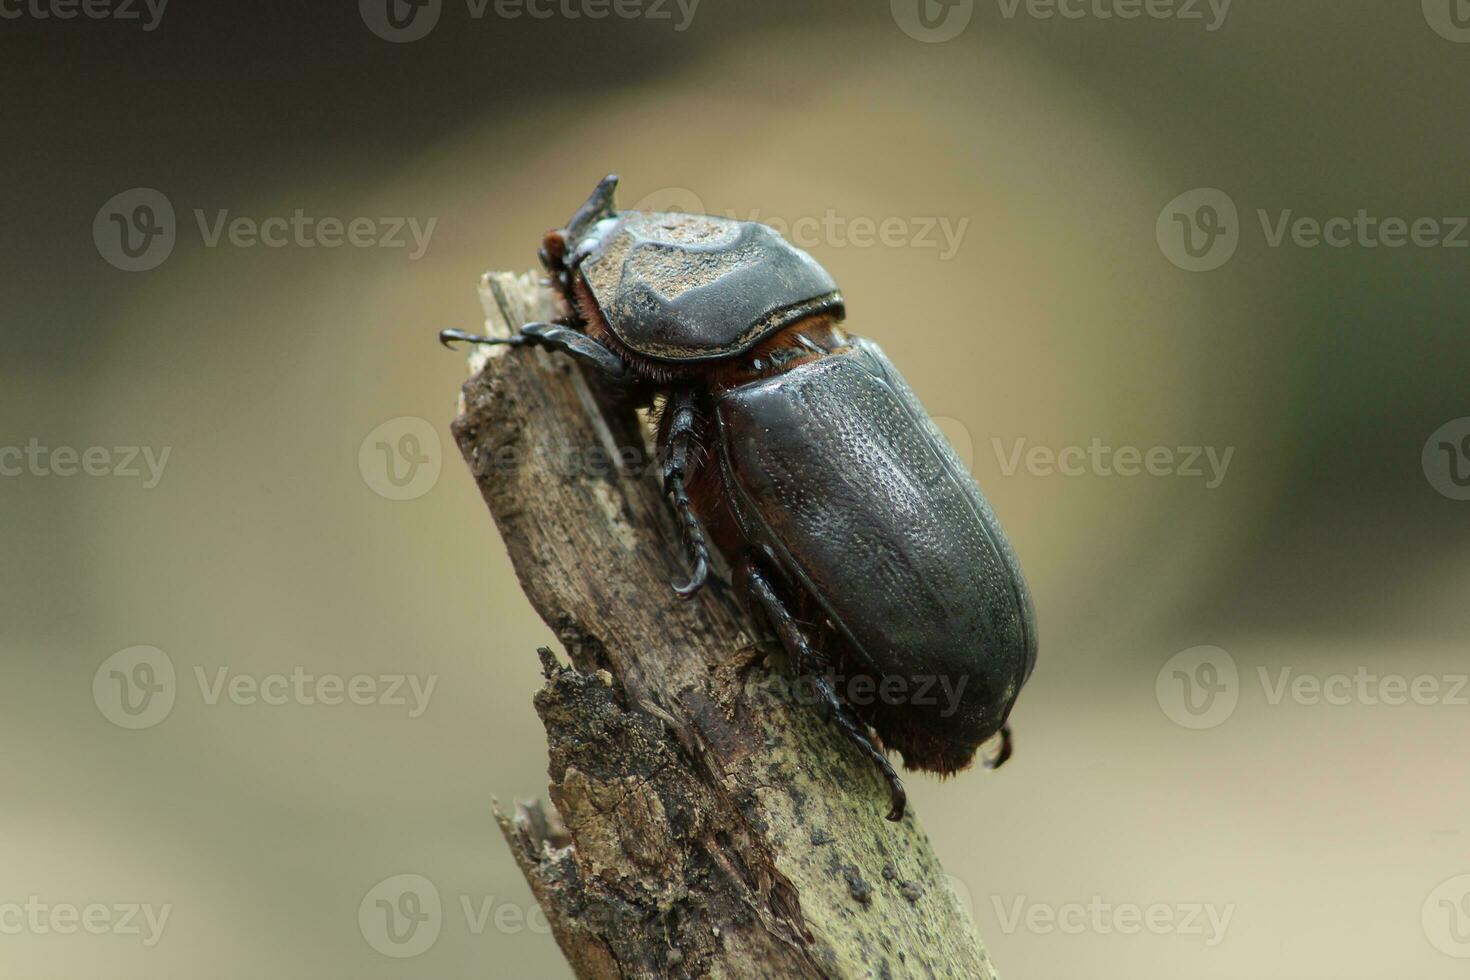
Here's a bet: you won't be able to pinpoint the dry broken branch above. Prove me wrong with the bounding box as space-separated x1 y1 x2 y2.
449 269 999 979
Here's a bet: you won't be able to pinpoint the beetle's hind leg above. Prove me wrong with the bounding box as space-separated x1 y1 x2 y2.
439 323 627 381
983 723 1013 770
739 560 907 822
658 388 712 599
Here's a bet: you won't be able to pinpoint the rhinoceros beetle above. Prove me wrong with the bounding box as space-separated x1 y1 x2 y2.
443 176 1037 821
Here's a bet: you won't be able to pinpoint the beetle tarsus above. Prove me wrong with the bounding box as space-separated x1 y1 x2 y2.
664 469 711 599
439 323 626 380
660 389 713 600
741 560 907 822
439 328 523 349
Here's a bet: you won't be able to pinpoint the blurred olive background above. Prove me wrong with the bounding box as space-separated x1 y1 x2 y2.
4 2 1470 978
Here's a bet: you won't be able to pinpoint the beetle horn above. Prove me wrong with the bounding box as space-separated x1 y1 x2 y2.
564 173 619 240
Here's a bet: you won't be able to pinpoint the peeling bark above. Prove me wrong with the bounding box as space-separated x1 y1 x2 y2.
452 270 998 979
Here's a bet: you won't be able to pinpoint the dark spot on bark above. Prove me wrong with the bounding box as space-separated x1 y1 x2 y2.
842 865 872 906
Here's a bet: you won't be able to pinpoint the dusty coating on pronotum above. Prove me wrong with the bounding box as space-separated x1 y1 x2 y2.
442 175 1037 821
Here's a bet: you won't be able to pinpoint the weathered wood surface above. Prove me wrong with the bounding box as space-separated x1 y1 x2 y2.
450 269 998 979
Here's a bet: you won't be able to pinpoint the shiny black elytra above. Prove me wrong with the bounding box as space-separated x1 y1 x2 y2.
442 176 1037 821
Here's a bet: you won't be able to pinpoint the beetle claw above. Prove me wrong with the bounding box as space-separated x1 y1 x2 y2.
672 555 709 600
982 723 1014 770
881 766 907 821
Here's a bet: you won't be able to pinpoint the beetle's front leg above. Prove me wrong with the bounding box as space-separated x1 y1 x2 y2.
658 388 711 599
440 323 627 381
739 559 907 822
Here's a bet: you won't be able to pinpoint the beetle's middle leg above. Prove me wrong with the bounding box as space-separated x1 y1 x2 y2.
739 559 907 822
657 388 712 599
440 323 626 380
